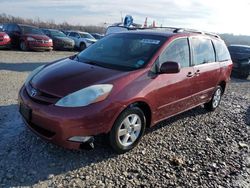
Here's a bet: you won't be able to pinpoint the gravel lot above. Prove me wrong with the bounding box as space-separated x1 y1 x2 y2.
0 50 249 188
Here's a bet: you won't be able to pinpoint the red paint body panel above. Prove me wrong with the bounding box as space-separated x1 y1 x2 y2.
19 32 233 149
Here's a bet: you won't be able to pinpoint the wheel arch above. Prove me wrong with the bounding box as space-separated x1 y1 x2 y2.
127 101 152 128
218 80 226 94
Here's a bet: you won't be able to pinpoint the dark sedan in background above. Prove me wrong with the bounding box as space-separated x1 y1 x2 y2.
42 29 75 50
228 45 250 79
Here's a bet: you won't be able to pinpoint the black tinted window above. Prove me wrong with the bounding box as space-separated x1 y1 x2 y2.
191 38 215 65
214 40 231 61
69 32 78 37
159 38 190 68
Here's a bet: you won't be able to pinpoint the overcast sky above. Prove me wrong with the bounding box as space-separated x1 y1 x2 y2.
1 0 250 35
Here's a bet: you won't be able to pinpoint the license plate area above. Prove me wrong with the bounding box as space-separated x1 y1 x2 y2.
20 103 32 122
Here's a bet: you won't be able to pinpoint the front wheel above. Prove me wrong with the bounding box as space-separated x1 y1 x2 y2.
20 41 27 51
109 107 146 154
204 86 223 111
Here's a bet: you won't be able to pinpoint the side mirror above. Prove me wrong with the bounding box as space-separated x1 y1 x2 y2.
159 61 180 74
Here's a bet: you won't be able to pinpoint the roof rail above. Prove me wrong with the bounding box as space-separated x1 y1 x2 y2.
105 26 220 38
172 28 220 38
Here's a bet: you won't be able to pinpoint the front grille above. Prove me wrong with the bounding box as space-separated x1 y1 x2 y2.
36 39 49 44
30 122 55 138
26 83 60 105
0 37 3 42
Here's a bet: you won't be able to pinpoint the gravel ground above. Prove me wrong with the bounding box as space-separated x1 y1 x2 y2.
0 50 249 188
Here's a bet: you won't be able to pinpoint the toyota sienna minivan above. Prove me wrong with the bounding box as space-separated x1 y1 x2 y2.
19 27 232 153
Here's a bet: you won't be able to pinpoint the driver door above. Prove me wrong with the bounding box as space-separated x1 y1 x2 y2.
154 38 196 121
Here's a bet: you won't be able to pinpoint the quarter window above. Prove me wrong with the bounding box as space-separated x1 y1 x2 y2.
159 38 190 68
213 40 231 62
191 38 215 65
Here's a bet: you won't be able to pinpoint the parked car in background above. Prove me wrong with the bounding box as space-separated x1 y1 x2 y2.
67 31 97 51
3 23 53 51
42 29 74 50
228 45 250 79
19 27 232 153
0 30 11 49
60 30 70 36
91 33 104 40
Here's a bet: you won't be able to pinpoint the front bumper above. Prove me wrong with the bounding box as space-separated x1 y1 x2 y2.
18 86 124 149
27 41 53 51
0 39 11 48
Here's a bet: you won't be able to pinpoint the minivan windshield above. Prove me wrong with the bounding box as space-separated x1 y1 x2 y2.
20 26 44 35
77 33 167 71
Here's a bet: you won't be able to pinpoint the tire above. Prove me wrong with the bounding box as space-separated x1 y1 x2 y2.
79 43 86 51
109 107 146 154
20 41 27 51
204 86 223 111
238 71 249 79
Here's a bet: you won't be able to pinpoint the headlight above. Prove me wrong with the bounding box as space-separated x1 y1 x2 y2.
25 65 45 86
48 39 53 43
55 84 113 107
3 35 9 39
27 37 35 41
86 39 95 44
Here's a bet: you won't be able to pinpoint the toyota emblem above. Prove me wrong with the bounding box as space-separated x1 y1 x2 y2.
31 88 37 97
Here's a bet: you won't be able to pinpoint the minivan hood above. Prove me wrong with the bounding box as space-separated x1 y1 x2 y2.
31 59 128 97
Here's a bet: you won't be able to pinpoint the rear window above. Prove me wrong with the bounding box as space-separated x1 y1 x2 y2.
214 40 231 61
191 38 215 65
20 26 44 35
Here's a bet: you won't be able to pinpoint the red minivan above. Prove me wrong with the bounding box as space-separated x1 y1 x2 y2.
19 28 232 153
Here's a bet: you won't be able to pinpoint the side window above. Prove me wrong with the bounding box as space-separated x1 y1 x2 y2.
213 40 231 62
191 38 215 65
159 38 190 68
69 32 76 37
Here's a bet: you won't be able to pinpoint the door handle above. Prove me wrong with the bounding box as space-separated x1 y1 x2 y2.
195 69 200 76
187 72 194 77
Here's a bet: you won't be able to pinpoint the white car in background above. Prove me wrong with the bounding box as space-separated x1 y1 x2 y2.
67 31 97 51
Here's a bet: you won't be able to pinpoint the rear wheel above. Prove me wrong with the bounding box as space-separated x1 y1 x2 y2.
20 41 27 51
79 43 86 51
204 86 222 111
109 107 146 154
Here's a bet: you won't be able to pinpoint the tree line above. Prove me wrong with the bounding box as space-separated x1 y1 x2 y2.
1 13 250 45
0 13 105 33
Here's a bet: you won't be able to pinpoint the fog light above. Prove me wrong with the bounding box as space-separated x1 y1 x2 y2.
68 136 93 143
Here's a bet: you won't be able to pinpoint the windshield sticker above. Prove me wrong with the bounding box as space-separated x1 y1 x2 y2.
141 39 160 44
135 60 145 68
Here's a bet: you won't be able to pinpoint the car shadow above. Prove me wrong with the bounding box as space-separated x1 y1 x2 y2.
245 106 250 126
0 104 118 187
146 106 209 134
0 62 46 72
0 103 211 187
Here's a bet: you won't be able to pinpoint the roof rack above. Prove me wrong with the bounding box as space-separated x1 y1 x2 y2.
105 25 220 39
106 26 220 39
142 27 221 39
